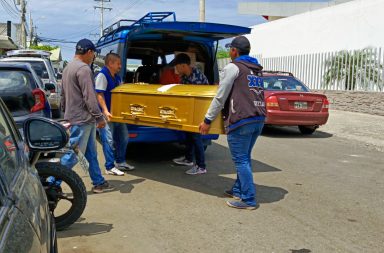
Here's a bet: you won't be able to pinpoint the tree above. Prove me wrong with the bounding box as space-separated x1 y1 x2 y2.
216 46 229 59
29 45 59 51
323 48 383 91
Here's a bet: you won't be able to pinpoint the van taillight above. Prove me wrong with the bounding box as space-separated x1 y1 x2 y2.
31 89 46 112
266 96 279 110
322 99 330 112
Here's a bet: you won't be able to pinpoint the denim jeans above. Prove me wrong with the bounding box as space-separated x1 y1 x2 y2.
227 121 264 206
98 122 129 170
185 132 206 169
61 124 105 186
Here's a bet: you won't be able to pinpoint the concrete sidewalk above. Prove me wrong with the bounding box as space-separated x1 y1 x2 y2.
319 109 384 152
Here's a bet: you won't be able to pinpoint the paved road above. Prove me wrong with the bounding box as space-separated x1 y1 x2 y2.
58 110 384 253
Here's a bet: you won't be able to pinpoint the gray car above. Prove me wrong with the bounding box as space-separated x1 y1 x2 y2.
0 98 68 253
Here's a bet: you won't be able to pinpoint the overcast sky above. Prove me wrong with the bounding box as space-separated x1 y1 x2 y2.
1 0 267 60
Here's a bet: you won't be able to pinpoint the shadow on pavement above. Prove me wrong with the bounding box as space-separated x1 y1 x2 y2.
57 221 113 238
126 142 288 204
262 125 333 138
87 178 145 195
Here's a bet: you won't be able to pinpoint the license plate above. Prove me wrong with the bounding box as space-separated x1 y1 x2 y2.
77 150 89 175
294 101 308 109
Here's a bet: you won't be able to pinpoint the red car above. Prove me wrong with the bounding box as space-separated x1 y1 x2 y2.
262 71 329 134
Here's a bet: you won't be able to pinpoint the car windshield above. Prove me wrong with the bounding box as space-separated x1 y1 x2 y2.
0 70 35 116
11 61 48 79
263 76 309 92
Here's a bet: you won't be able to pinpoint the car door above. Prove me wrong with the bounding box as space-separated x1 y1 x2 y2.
0 101 49 253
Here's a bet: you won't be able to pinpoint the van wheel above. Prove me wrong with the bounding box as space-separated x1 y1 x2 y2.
298 125 317 135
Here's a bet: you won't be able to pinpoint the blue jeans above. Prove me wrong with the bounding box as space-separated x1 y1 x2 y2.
98 122 129 170
227 121 264 206
61 124 105 186
185 132 206 169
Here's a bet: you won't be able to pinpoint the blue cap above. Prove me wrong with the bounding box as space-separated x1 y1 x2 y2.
76 39 96 53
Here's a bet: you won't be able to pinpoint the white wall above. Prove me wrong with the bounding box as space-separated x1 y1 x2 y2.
247 0 384 57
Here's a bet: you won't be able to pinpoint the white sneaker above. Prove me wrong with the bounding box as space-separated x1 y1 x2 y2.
106 167 125 176
173 156 194 166
116 162 135 171
185 165 207 175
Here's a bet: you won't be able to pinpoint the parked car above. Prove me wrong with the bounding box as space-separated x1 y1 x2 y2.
263 71 329 134
95 11 251 146
0 98 68 253
0 50 61 118
0 62 52 129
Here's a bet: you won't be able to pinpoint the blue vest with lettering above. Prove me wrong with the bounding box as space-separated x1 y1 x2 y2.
96 66 121 112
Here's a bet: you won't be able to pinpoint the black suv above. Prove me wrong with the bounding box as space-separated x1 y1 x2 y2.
0 98 68 253
0 62 52 128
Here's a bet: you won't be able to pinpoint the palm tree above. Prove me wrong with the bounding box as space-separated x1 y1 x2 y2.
323 48 383 91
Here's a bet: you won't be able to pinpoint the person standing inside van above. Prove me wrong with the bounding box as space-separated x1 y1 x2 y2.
172 53 209 175
61 39 110 194
95 53 135 175
199 36 266 210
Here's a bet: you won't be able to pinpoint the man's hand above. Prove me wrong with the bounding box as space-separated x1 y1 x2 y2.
97 119 106 129
199 122 211 135
103 110 113 122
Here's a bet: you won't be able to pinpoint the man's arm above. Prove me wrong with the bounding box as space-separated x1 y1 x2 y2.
76 66 106 127
96 93 112 121
199 63 239 134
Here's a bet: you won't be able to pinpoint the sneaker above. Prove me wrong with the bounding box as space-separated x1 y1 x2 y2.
226 200 258 210
185 165 207 175
173 156 194 166
224 190 241 200
92 181 113 194
106 167 125 176
116 162 135 171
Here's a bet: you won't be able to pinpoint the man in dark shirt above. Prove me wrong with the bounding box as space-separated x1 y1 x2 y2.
172 53 209 175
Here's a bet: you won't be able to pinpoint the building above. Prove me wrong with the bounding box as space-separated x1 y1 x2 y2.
239 0 353 20
246 0 384 57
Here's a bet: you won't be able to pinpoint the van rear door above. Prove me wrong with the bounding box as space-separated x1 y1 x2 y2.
128 22 251 41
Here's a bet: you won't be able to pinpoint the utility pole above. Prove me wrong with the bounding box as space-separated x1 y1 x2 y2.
94 0 112 36
199 0 205 22
29 12 33 48
20 0 27 48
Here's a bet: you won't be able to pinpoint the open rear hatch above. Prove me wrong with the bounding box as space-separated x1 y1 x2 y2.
128 22 251 41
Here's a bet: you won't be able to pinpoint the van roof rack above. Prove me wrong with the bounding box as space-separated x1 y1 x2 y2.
102 12 176 37
262 70 294 76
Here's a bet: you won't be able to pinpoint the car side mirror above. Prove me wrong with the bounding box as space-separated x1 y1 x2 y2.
23 117 68 151
44 83 56 91
56 72 62 79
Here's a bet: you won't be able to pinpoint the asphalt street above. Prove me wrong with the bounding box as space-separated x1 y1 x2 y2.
57 109 384 253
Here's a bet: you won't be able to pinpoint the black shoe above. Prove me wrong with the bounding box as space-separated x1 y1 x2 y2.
92 181 113 193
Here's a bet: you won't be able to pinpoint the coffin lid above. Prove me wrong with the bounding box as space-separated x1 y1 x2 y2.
113 84 218 97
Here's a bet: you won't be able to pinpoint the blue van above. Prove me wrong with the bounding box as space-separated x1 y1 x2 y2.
94 12 251 146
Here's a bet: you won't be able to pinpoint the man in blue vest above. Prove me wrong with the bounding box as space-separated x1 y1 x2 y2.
199 36 266 210
95 53 135 176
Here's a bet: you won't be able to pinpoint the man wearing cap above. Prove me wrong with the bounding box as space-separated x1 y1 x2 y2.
61 38 110 193
172 53 209 175
199 36 266 210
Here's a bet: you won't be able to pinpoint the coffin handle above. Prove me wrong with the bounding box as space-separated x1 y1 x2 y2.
121 112 185 124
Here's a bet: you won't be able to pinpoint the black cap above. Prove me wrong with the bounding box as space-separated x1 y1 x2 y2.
172 53 191 66
225 36 251 53
76 39 96 53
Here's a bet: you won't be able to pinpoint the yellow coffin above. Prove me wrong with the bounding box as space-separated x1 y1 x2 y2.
110 84 225 134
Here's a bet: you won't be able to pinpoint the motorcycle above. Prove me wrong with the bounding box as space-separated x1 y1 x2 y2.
30 121 88 231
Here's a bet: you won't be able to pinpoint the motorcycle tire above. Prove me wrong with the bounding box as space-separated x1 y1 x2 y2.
35 162 87 231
